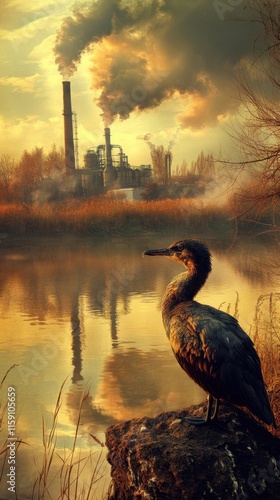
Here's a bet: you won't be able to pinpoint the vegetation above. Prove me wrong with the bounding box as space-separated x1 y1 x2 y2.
32 381 107 499
149 144 172 184
0 375 108 499
250 293 280 430
0 146 64 203
0 197 233 237
225 0 280 229
225 292 280 433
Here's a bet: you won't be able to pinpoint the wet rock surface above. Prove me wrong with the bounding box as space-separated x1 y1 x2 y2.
106 402 280 499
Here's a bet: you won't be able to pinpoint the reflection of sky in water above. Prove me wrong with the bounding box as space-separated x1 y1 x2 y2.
0 236 278 498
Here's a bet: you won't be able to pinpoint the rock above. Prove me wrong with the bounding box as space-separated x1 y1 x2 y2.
106 401 280 499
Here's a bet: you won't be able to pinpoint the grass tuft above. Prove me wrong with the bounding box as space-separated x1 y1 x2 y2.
221 292 280 433
250 293 280 432
32 381 107 500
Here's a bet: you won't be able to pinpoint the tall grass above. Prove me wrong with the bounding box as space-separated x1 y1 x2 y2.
32 380 107 500
223 292 280 432
250 293 280 431
0 365 26 496
0 375 108 500
0 198 232 236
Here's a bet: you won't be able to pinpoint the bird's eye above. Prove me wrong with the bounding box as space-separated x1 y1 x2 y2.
177 244 184 251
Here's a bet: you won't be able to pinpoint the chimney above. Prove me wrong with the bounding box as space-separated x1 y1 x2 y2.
165 152 172 184
104 127 112 168
104 127 115 187
62 81 75 174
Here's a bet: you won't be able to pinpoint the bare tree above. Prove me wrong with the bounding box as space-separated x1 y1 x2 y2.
150 145 173 184
44 144 65 178
14 145 65 202
191 151 215 179
16 148 45 202
0 155 16 202
231 0 280 229
175 160 188 177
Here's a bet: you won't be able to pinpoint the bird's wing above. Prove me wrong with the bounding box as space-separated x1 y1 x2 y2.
167 302 269 410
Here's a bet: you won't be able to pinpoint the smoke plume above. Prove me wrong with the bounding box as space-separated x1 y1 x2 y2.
54 0 260 126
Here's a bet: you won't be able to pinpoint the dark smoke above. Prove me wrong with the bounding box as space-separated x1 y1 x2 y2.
54 0 162 76
54 0 261 126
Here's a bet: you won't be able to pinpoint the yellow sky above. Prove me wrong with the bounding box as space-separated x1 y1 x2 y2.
0 1 261 167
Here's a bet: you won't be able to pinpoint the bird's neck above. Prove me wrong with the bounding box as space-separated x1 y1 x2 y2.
162 269 208 319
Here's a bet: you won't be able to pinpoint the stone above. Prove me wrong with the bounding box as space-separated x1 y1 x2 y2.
106 401 280 499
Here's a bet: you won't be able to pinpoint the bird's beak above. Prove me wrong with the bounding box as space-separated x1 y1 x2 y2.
143 247 173 257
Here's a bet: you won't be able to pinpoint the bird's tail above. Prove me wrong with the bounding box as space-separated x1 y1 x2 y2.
242 382 276 428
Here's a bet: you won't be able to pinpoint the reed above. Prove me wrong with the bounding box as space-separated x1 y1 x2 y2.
221 292 280 432
0 198 232 236
0 365 25 491
0 372 108 499
250 293 280 431
32 379 107 500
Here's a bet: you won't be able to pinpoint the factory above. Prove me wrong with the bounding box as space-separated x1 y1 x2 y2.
62 81 152 197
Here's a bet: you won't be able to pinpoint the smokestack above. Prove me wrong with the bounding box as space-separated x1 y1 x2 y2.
165 152 172 184
104 127 115 187
62 81 76 174
104 127 112 168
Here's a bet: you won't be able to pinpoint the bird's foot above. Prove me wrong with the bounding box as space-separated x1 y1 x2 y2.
182 415 211 426
182 414 228 432
182 397 220 427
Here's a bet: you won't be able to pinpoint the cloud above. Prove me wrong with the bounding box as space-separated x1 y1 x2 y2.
2 17 51 42
0 74 40 93
3 0 59 12
0 114 63 158
0 1 69 49
54 0 261 128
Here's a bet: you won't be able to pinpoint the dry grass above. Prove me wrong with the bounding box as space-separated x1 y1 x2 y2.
250 293 280 433
32 379 107 500
0 198 232 236
0 375 108 500
0 365 26 493
222 292 280 434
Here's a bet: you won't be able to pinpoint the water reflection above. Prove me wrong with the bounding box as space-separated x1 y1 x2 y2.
71 293 84 383
0 235 279 498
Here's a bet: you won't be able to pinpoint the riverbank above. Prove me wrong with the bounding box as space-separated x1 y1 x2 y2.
0 198 233 237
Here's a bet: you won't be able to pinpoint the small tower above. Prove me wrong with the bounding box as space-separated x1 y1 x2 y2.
104 127 115 187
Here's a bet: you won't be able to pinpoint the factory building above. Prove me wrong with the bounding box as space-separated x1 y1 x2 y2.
81 127 152 195
62 81 152 196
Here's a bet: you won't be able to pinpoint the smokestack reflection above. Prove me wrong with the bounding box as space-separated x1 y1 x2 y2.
71 295 83 384
105 277 118 348
62 81 76 174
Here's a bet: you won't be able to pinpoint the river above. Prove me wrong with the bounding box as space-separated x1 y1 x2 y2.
0 233 279 499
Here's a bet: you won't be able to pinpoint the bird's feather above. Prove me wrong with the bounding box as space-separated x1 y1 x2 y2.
144 238 276 427
166 301 274 425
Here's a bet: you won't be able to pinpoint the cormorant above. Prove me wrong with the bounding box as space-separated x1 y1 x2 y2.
144 238 276 427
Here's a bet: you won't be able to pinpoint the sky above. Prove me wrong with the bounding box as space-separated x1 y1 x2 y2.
0 0 263 168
